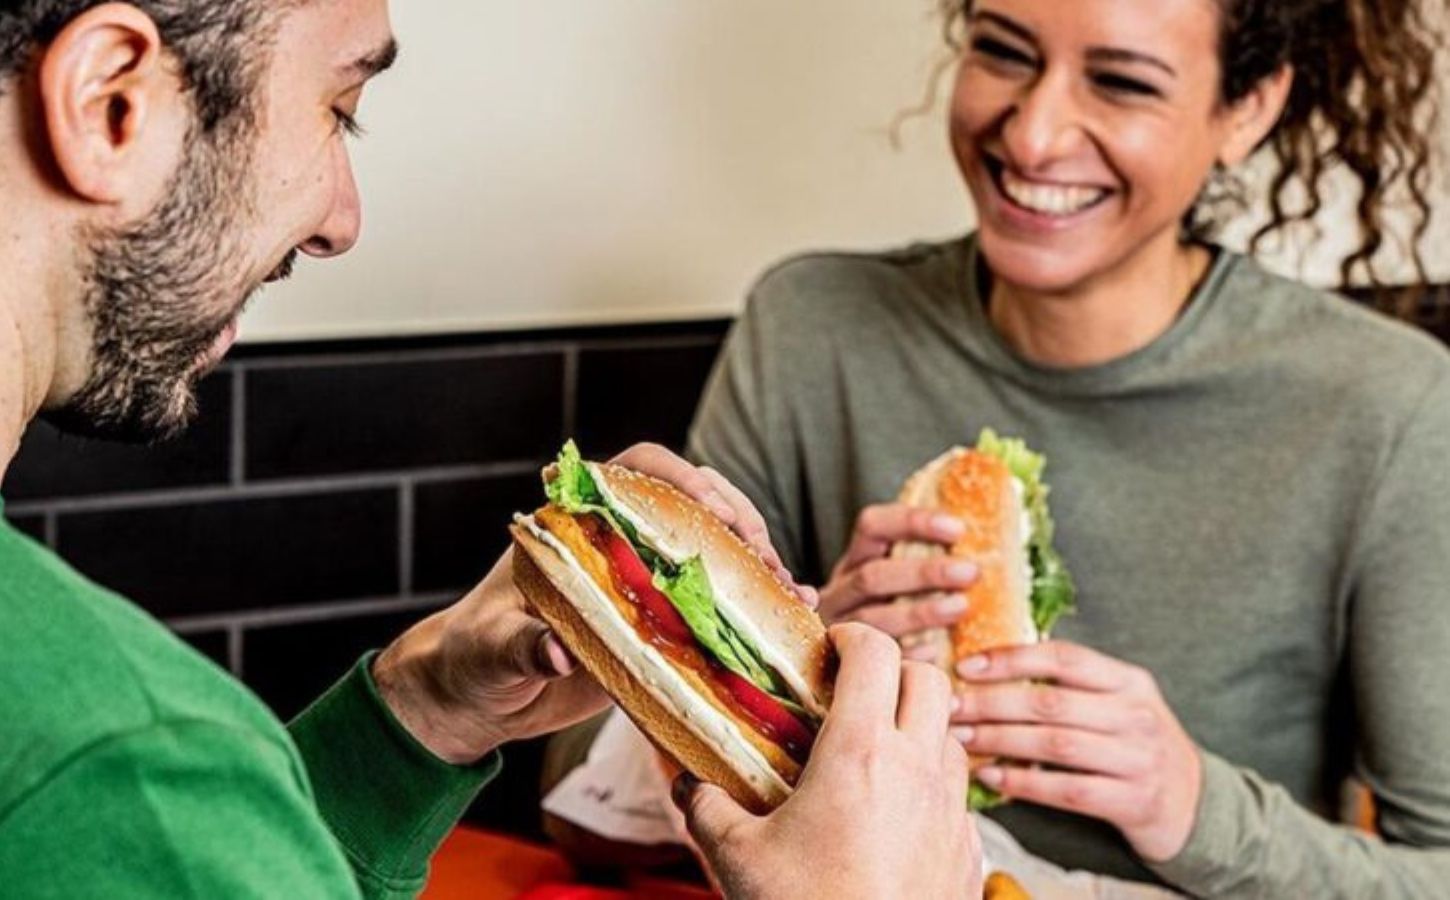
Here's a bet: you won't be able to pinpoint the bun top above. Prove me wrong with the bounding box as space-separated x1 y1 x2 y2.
586 461 834 716
899 448 968 508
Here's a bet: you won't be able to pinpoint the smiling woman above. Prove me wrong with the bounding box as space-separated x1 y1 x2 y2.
678 0 1450 896
945 0 1440 305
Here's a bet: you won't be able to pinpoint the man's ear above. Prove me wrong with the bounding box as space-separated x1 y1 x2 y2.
1217 64 1294 167
38 2 178 204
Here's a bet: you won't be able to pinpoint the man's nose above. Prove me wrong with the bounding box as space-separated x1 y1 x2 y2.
301 151 362 259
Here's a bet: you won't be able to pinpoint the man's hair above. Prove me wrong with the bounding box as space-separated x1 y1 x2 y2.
0 0 272 132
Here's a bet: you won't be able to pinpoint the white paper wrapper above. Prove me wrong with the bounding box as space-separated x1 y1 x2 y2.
544 710 1184 899
542 710 681 845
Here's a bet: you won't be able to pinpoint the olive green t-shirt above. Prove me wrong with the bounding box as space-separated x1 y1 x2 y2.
689 235 1450 898
0 509 498 898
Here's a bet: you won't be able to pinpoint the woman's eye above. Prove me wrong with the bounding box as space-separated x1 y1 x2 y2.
332 108 365 139
970 36 1035 68
1092 72 1161 99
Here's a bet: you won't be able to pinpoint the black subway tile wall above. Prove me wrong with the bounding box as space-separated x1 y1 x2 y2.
0 319 731 840
243 605 445 720
179 629 234 671
8 513 45 542
245 353 566 480
56 490 400 618
576 341 723 457
5 374 233 501
413 473 543 594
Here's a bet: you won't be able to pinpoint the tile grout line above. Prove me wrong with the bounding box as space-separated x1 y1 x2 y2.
166 592 458 634
562 344 580 439
6 460 546 517
230 368 247 486
227 624 245 678
398 480 414 596
231 334 723 373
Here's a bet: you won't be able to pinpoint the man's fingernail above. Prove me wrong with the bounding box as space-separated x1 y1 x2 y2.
951 725 976 744
956 654 989 676
671 773 700 810
538 633 574 677
936 593 969 615
946 562 978 584
976 767 1003 788
931 515 966 539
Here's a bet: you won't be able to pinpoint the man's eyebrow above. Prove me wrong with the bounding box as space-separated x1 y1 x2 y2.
1086 46 1177 79
345 37 399 80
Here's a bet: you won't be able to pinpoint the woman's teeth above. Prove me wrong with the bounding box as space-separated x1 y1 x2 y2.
1000 169 1107 216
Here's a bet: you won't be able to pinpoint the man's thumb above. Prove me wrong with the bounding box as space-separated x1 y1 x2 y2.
673 774 751 856
496 613 572 681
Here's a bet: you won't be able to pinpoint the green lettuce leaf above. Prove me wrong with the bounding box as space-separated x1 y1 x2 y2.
968 782 1005 811
545 441 659 566
546 440 607 512
974 429 1077 635
652 558 804 712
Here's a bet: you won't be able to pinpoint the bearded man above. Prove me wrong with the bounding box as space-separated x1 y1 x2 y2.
0 2 979 897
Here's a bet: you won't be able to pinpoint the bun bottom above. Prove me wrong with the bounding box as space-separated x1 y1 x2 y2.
511 533 789 814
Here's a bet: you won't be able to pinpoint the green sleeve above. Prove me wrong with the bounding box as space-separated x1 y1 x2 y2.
1151 370 1450 898
687 287 808 578
288 654 501 900
0 719 359 899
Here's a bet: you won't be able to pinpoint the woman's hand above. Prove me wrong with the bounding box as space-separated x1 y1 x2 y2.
952 640 1203 862
818 504 978 653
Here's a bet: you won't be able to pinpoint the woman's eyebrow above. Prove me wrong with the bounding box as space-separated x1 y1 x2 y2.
1085 46 1178 79
969 10 1036 44
970 11 1178 80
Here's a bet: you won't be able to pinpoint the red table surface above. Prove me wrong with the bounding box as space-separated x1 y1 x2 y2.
421 826 717 900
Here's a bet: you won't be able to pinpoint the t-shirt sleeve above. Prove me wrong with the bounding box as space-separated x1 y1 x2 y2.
687 287 809 577
288 654 501 899
0 718 361 899
1152 368 1450 898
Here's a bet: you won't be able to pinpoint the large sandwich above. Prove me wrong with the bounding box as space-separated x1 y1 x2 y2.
510 442 833 814
893 429 1076 808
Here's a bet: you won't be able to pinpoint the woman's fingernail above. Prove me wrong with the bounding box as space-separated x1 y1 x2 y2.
932 515 966 539
956 654 989 676
976 767 1003 788
905 641 942 662
949 694 963 715
936 593 969 615
951 725 976 744
946 562 978 584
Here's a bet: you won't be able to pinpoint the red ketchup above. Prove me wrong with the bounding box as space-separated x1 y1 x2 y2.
713 667 817 764
592 523 696 647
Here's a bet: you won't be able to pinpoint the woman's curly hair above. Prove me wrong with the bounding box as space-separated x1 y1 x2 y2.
935 0 1445 306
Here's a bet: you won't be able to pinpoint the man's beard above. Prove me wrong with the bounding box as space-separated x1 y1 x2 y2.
43 122 272 444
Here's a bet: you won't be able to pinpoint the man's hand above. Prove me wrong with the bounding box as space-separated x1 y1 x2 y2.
675 623 981 900
372 443 813 764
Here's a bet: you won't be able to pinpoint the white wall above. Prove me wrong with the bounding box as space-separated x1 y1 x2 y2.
241 0 970 341
241 2 1447 342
